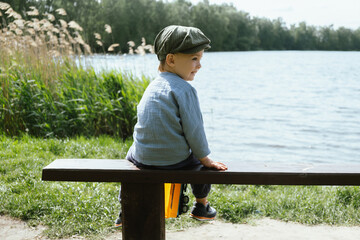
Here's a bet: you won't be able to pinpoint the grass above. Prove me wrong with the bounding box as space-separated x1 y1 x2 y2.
0 134 130 239
1 135 360 239
210 185 360 225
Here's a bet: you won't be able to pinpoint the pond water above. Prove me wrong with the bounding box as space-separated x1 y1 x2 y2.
83 51 360 164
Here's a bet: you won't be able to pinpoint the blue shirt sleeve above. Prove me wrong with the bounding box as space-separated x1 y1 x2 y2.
177 87 211 159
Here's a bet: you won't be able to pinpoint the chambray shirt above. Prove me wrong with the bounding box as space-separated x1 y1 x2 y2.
130 72 210 166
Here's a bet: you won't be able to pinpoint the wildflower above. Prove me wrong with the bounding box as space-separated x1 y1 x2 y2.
0 2 11 11
52 28 60 34
127 41 135 48
105 24 112 34
94 33 101 40
59 19 68 29
14 19 25 29
5 8 22 19
26 6 39 16
108 43 119 52
83 44 92 54
31 19 41 31
46 13 55 22
74 34 85 45
15 28 23 35
55 8 67 16
141 37 146 46
27 28 35 35
68 21 83 31
96 40 103 46
40 19 53 31
135 46 145 56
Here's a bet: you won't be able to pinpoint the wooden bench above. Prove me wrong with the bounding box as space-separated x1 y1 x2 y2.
42 159 360 240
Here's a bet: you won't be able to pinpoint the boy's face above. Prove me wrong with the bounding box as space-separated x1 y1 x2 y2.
170 50 204 81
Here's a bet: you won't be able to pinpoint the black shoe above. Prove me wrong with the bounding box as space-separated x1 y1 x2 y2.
190 202 216 221
115 212 122 227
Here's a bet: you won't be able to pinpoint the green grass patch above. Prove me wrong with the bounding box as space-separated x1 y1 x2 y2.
0 134 130 239
209 185 360 225
1 135 360 239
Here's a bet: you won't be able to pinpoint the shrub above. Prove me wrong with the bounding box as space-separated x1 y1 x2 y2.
0 3 151 139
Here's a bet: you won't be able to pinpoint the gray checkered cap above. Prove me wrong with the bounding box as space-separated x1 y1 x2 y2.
154 25 211 61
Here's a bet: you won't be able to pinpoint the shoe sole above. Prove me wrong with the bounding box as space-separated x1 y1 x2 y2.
190 213 216 221
114 223 122 228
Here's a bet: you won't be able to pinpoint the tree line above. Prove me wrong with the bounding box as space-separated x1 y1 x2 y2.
3 0 360 53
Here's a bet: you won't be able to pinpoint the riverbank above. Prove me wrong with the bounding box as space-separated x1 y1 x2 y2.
2 215 360 240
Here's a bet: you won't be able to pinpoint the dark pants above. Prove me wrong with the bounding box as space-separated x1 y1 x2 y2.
117 153 211 217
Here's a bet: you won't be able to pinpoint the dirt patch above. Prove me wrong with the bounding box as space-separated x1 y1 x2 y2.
2 215 360 240
0 216 45 240
166 218 360 240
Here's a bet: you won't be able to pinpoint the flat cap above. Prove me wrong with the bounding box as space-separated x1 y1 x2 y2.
154 25 211 61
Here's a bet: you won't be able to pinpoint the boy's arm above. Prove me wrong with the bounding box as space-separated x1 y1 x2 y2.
199 156 228 170
179 88 211 159
177 86 227 171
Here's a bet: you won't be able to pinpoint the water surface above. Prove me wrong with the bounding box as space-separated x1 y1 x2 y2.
85 51 360 164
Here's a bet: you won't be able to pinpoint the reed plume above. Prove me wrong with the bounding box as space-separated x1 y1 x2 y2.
55 8 67 16
104 24 112 34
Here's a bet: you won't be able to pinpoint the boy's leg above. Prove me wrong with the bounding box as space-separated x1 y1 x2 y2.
190 184 217 220
191 183 211 199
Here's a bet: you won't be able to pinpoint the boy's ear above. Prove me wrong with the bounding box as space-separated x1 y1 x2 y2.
165 53 175 67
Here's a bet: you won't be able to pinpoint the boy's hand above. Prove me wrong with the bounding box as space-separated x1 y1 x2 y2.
199 156 228 171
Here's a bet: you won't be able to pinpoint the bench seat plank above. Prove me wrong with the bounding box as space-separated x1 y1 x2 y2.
42 158 360 240
42 159 360 185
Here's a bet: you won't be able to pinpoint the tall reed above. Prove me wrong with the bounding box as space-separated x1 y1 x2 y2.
0 3 151 139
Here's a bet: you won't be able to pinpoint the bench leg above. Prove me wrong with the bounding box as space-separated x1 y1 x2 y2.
121 182 165 240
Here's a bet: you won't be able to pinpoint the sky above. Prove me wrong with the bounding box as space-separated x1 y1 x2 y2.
189 0 360 30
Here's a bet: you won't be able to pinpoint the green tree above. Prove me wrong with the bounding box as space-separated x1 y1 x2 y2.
272 18 294 50
254 17 277 50
351 28 360 50
165 0 193 27
337 27 354 50
291 22 317 50
228 8 256 51
318 26 338 50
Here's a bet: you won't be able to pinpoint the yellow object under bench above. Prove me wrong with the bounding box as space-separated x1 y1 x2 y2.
164 183 189 218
